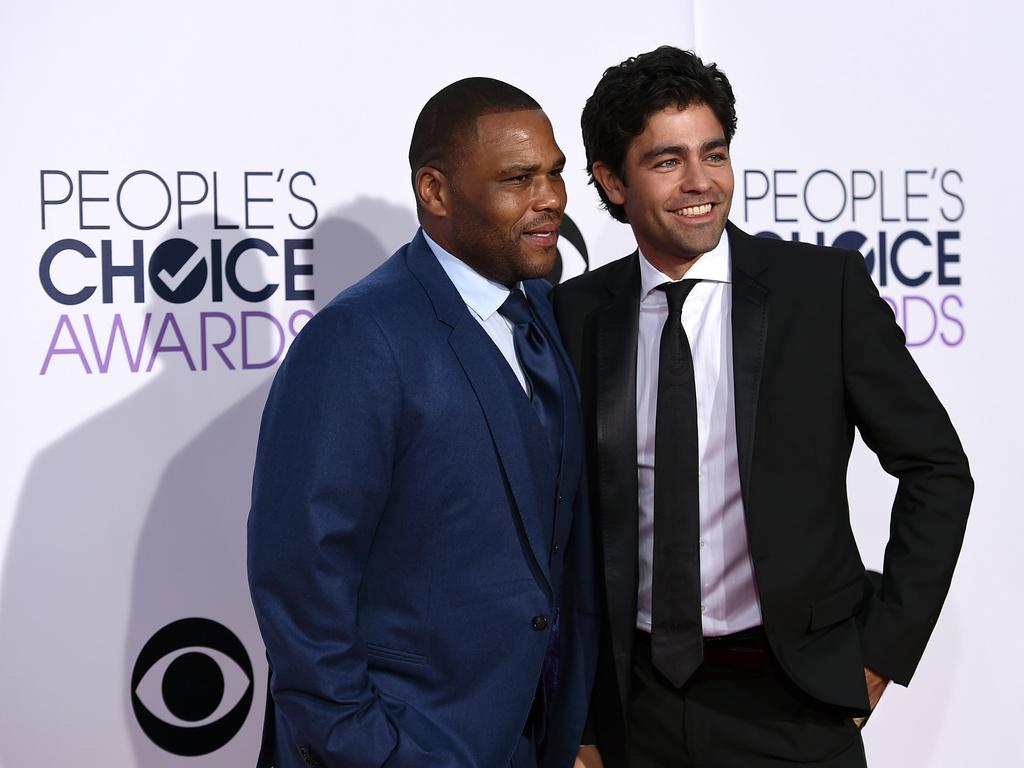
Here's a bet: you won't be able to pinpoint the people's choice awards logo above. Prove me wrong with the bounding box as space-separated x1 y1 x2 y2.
743 167 965 348
131 618 254 756
37 168 320 375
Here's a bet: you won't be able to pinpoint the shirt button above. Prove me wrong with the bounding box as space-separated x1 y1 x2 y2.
697 472 703 480
553 543 561 553
531 615 549 631
699 539 705 549
700 604 706 614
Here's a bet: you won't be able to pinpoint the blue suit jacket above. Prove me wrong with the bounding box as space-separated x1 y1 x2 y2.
248 231 599 768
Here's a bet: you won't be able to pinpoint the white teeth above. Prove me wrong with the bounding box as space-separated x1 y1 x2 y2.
675 203 712 217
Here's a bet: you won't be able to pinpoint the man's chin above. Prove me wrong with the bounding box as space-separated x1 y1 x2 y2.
515 247 558 281
675 221 726 257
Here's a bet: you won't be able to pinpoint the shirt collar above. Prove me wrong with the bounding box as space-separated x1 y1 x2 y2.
638 229 732 300
422 229 520 319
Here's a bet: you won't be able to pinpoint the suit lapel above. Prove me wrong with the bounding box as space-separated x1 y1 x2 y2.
447 321 554 591
593 254 642 701
406 232 553 594
727 223 771 508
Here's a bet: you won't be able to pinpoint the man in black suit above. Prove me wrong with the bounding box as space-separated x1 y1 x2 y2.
555 47 972 767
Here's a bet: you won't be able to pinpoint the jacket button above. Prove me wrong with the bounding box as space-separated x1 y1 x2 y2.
531 615 549 630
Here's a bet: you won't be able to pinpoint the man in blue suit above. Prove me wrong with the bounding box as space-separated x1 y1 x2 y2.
248 78 598 768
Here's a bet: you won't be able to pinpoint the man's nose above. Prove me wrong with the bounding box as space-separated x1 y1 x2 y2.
533 176 567 213
679 161 712 194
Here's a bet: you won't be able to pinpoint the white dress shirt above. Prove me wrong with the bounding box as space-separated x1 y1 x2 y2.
635 236 763 636
423 231 530 395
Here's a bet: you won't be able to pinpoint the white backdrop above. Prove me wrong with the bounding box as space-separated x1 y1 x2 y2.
0 1 1018 765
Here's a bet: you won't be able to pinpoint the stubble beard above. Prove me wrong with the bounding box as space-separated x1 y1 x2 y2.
662 206 728 262
450 211 557 285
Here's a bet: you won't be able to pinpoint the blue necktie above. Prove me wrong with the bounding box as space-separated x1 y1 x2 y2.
498 289 564 710
498 290 564 463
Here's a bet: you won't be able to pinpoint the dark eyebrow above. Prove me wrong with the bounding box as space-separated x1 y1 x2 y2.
640 139 729 164
499 163 540 175
498 155 567 175
639 145 685 164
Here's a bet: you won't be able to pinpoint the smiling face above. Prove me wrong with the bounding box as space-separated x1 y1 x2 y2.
432 109 566 286
592 103 733 278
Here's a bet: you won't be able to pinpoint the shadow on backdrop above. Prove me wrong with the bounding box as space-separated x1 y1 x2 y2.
0 200 417 768
124 200 417 767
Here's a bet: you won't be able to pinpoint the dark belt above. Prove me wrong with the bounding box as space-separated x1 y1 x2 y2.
636 626 770 673
702 626 769 671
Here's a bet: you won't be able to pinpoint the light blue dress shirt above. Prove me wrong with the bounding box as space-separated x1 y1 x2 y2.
423 230 530 395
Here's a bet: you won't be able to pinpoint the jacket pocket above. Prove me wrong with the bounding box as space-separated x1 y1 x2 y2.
365 641 428 667
809 578 865 631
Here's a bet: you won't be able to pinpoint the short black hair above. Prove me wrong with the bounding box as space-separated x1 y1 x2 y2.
409 77 541 190
581 46 737 223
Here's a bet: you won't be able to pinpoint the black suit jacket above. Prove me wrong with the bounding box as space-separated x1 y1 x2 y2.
552 222 972 763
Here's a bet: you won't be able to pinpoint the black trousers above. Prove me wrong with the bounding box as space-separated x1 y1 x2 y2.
629 630 867 768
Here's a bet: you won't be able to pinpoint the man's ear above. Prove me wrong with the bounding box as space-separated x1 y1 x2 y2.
591 161 626 206
415 166 450 218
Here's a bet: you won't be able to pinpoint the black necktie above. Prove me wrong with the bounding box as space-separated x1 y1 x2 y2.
651 279 704 688
498 290 564 462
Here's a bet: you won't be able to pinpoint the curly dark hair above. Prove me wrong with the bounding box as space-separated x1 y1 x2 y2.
581 46 737 223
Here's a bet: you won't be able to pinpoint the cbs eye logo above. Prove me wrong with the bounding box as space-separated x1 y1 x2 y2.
131 618 254 756
548 212 590 285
